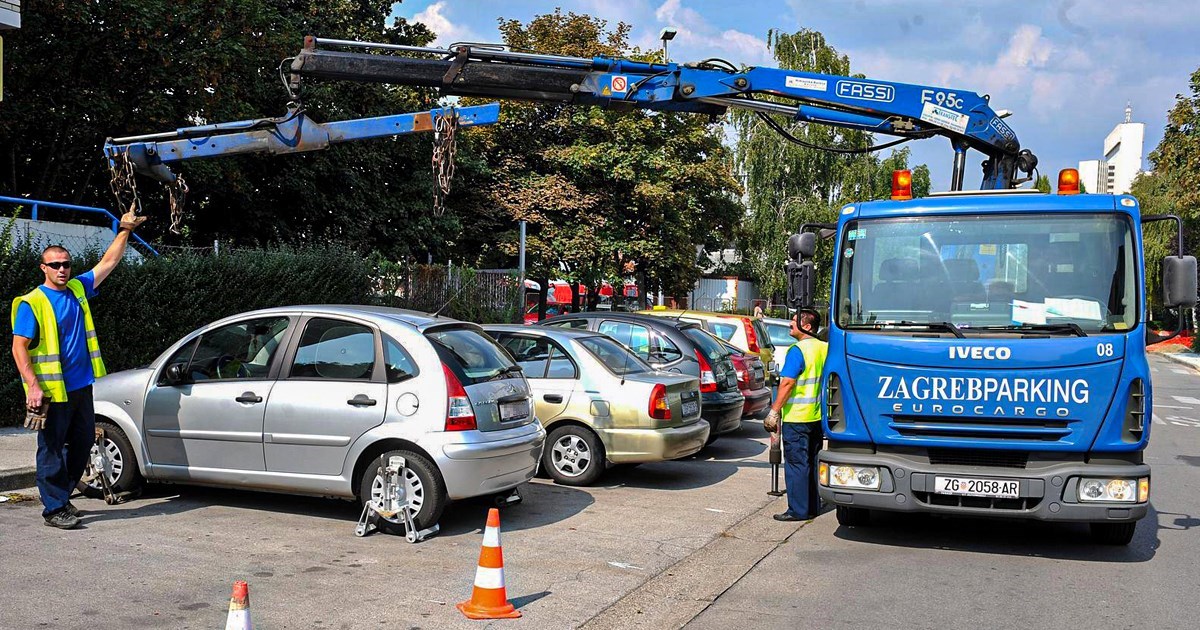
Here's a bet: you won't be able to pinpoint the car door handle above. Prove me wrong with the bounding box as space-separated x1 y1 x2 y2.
347 395 378 407
543 394 563 404
235 393 263 404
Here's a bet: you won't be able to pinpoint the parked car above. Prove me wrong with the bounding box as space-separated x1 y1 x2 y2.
536 313 744 443
482 325 709 486
638 309 775 381
715 337 772 419
761 316 796 380
90 306 545 534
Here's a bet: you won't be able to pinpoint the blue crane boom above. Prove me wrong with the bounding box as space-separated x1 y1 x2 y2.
287 36 1038 190
103 103 501 183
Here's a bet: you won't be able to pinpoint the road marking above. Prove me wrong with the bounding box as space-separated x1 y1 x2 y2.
1171 369 1193 375
1168 416 1200 428
1153 414 1166 425
1172 396 1200 405
1156 404 1193 409
608 561 644 571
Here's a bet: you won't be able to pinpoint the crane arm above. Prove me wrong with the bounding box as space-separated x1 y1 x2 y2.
289 37 1037 189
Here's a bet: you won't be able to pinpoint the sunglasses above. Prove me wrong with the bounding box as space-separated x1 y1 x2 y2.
43 261 72 270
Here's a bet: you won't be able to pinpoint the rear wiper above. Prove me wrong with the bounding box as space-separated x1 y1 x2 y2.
975 323 1087 337
846 321 964 338
487 365 523 381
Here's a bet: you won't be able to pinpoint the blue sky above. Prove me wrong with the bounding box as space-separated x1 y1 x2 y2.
392 0 1199 190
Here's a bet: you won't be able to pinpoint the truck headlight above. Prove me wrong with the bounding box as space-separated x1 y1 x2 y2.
1078 477 1145 503
827 465 881 490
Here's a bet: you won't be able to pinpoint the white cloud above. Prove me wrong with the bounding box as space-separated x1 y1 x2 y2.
412 1 478 47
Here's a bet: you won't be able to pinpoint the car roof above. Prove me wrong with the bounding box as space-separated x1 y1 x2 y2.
482 324 601 339
545 311 700 330
207 304 477 333
761 317 793 326
639 309 748 321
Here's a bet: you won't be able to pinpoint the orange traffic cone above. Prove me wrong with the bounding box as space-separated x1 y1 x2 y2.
457 508 521 619
224 580 253 630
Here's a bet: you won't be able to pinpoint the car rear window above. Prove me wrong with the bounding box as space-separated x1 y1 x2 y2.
766 322 794 347
683 327 730 360
425 327 517 384
751 319 771 347
709 321 738 340
577 335 652 376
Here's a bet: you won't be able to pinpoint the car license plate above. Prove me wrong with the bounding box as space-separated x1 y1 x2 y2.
500 401 529 422
933 476 1019 499
681 391 700 417
753 366 764 380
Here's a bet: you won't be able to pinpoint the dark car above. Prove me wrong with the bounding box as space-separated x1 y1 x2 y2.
538 312 744 442
716 337 771 419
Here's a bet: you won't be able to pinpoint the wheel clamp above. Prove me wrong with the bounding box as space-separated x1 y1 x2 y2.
355 455 440 542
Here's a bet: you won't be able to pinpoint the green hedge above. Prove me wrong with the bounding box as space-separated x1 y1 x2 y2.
1 242 376 426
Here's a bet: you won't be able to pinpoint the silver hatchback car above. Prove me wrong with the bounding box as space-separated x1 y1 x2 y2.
91 306 545 532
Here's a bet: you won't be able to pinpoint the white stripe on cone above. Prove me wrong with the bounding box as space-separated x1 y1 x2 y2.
482 526 501 548
473 566 505 590
225 609 252 630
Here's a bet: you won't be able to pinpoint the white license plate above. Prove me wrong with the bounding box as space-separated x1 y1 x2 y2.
933 476 1019 499
500 401 529 421
682 400 700 417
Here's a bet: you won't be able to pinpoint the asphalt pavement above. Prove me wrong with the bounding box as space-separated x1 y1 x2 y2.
687 354 1200 629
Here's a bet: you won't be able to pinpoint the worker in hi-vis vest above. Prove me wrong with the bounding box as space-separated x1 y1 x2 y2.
764 310 828 521
10 207 147 530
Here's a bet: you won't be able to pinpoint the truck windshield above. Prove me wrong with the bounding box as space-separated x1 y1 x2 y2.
835 213 1137 335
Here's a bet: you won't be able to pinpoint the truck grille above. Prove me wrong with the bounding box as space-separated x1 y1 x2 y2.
914 492 1042 511
927 448 1029 469
889 415 1072 443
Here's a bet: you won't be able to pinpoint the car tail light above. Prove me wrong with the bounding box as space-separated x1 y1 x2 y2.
695 349 717 393
442 363 477 431
731 355 749 389
742 318 760 353
649 383 671 420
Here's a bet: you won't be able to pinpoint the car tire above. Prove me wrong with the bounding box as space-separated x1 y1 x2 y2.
543 425 605 486
1089 521 1137 546
835 505 871 527
358 449 446 534
90 420 144 495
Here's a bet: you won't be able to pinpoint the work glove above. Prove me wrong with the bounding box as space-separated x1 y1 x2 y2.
24 401 48 432
118 204 150 232
763 408 781 433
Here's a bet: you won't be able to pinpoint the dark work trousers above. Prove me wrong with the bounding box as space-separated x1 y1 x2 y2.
35 385 95 518
783 420 824 519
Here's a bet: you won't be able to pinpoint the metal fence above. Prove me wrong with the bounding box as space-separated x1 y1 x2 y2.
377 264 523 324
0 196 159 257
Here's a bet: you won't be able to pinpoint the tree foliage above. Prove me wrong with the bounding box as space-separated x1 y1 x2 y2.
0 1 490 262
458 10 742 300
1131 66 1200 328
733 29 930 301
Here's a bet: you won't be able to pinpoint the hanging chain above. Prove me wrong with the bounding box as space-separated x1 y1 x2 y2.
431 110 459 217
108 150 142 217
107 148 190 234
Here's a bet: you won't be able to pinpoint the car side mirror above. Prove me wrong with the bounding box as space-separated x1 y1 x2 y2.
1162 256 1198 308
162 363 188 386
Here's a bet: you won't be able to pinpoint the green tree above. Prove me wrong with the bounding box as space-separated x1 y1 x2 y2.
459 10 741 304
1035 174 1052 193
732 29 930 301
0 1 484 261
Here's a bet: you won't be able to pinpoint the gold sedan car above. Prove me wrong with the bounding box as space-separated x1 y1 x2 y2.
484 325 709 486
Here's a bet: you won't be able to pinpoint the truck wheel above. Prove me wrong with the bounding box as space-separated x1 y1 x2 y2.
1090 521 1137 545
89 421 144 495
543 425 605 486
358 450 446 534
835 505 871 527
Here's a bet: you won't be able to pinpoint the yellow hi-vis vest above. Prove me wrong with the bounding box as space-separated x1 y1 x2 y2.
11 279 106 403
781 337 828 423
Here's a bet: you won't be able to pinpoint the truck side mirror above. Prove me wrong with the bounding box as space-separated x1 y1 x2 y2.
1162 256 1198 308
788 232 817 261
787 260 816 309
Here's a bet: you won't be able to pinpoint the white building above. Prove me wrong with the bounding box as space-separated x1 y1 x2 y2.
0 0 18 29
1077 103 1145 195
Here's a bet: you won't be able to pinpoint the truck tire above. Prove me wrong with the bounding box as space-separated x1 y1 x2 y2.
1090 521 1136 545
835 505 870 527
358 449 446 534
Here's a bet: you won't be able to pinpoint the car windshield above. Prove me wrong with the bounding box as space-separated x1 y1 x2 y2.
425 327 516 384
835 213 1137 335
576 336 652 376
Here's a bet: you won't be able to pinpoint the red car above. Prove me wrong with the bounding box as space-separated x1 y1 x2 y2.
718 339 771 419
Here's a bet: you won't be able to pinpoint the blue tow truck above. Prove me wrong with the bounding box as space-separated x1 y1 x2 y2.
109 36 1198 544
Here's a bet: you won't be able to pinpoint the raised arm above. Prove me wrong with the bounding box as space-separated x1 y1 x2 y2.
91 206 148 288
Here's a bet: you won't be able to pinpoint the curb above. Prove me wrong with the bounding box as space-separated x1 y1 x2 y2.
1160 352 1200 374
0 466 37 493
580 494 805 629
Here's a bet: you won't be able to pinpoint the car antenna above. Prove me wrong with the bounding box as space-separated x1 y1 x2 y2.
431 274 475 318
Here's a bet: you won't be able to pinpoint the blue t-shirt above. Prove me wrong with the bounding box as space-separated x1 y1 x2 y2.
780 343 806 380
13 271 99 393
